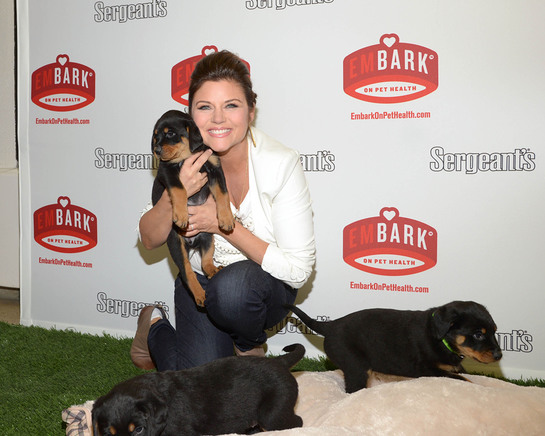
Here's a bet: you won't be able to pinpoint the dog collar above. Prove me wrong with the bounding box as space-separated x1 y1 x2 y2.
432 312 463 358
441 338 457 354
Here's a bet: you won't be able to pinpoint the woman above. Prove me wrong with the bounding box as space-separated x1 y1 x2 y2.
132 50 315 371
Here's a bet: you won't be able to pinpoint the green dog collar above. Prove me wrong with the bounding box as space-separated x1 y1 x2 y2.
432 311 460 356
442 338 457 354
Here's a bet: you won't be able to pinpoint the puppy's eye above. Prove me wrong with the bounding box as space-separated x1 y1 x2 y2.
473 332 485 341
133 426 144 435
165 130 176 139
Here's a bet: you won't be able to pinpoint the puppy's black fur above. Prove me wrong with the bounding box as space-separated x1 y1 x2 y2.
151 110 234 307
286 301 502 393
92 344 305 436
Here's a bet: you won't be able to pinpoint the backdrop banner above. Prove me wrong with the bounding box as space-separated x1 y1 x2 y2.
17 0 545 379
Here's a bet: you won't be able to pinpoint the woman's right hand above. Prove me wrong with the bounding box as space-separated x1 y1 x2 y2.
179 149 213 197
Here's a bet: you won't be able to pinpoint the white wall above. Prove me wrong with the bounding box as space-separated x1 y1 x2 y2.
0 0 19 288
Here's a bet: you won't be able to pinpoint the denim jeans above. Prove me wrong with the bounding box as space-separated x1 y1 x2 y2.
147 260 297 371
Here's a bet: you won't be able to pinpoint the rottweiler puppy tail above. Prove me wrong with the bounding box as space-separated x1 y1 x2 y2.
284 304 330 336
279 343 306 368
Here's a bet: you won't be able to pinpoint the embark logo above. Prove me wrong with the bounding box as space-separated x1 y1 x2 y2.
31 55 96 111
343 34 438 104
171 46 251 106
33 197 98 253
343 207 437 276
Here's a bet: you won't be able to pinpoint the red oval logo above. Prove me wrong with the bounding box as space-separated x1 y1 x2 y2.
343 207 437 276
31 55 96 111
33 196 98 253
343 34 438 104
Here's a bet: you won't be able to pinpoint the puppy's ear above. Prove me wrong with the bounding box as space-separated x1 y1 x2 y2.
136 391 168 433
431 304 459 339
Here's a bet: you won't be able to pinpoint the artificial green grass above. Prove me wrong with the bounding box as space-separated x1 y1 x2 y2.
0 321 333 435
0 321 543 435
0 322 146 435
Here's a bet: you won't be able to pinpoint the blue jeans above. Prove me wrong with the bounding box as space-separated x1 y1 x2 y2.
147 260 297 371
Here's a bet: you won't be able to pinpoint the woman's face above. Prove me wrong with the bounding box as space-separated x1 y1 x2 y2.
191 79 255 155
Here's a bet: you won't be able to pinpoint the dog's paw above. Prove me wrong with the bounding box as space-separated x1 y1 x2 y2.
194 291 206 307
203 265 222 279
218 212 235 232
172 209 189 229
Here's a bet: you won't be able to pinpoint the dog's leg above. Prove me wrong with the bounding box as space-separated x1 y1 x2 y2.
325 341 370 393
172 233 206 307
258 376 303 431
258 399 303 431
168 186 189 229
208 181 235 232
200 236 221 279
343 365 371 393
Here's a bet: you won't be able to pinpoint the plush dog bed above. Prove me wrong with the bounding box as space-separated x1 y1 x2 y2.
63 371 545 435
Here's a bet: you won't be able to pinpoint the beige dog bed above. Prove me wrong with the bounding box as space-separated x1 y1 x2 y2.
64 371 545 435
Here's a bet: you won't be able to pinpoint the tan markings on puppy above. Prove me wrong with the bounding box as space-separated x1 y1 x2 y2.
457 346 498 364
178 233 206 307
482 328 487 334
437 363 459 372
207 154 221 167
128 423 136 432
109 426 117 435
456 335 466 345
169 186 189 229
208 183 234 232
158 137 192 163
201 238 221 279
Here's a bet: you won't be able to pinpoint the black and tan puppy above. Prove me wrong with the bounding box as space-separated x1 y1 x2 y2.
92 344 305 436
286 301 502 393
152 110 234 307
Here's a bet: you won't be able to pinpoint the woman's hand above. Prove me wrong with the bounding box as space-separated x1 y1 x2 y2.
183 195 221 237
179 149 213 197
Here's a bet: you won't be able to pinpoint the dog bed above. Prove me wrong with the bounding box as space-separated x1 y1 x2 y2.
63 371 545 435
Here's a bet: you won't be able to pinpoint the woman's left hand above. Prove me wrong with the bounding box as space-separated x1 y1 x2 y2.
183 195 220 237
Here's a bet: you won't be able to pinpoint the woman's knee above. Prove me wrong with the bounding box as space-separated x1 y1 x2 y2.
205 261 270 322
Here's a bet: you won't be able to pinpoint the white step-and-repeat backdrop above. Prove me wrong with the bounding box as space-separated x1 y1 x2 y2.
17 0 545 379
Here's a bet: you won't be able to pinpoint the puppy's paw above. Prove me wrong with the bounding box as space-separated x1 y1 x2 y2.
172 208 189 229
203 264 222 279
194 290 206 307
218 211 235 232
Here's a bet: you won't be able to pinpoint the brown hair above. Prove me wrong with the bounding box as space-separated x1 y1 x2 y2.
188 50 257 114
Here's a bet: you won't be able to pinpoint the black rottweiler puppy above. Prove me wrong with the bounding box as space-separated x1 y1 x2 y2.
286 301 502 393
151 110 234 307
92 344 305 436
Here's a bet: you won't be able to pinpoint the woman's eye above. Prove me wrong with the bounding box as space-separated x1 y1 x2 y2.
196 104 210 110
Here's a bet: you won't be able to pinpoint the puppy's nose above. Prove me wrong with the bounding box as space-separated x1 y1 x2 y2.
493 349 502 360
154 145 162 155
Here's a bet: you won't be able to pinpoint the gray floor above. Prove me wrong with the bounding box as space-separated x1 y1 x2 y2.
0 287 20 324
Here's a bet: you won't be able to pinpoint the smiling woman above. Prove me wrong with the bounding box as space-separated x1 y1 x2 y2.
133 50 316 372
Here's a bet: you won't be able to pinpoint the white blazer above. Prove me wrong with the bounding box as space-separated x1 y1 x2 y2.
142 127 316 289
